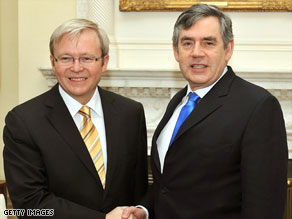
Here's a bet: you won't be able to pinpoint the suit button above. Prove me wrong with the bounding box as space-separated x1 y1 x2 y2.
161 187 168 195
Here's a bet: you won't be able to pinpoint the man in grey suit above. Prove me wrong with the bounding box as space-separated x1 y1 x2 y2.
3 18 148 218
122 4 288 219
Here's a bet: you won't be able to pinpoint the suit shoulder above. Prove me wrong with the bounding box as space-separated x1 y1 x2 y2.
233 75 273 100
99 88 143 108
9 88 52 116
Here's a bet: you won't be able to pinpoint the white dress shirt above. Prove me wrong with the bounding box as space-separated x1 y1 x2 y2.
59 85 108 173
156 66 228 173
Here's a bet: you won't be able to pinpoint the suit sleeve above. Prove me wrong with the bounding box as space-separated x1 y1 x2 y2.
133 104 148 203
241 95 288 219
3 110 106 219
140 183 155 219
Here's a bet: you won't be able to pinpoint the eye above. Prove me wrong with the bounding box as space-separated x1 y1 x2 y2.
203 41 215 47
80 56 94 63
182 41 193 48
59 56 73 63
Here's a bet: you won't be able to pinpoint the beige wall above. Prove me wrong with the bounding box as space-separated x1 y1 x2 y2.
18 0 77 103
0 0 76 180
0 0 19 180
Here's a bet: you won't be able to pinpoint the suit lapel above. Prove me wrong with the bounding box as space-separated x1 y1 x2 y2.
45 85 101 184
154 87 188 139
151 87 188 172
98 87 121 196
172 67 236 144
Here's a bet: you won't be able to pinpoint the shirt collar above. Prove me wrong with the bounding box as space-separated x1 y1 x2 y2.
58 85 103 117
187 66 228 98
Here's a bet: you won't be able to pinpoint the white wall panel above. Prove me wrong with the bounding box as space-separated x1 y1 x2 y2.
74 0 292 156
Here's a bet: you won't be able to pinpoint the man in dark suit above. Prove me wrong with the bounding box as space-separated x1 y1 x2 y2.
122 4 288 219
3 18 148 218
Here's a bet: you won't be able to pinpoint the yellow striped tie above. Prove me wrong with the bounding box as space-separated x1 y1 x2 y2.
79 106 105 189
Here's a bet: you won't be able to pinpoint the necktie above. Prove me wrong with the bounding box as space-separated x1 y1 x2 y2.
79 106 106 189
169 92 200 146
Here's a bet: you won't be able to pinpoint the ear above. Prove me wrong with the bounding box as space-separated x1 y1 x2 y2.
173 43 180 62
101 55 109 73
225 40 234 62
50 55 56 73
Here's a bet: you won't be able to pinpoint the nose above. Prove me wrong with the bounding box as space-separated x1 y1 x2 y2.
191 42 204 57
70 59 84 72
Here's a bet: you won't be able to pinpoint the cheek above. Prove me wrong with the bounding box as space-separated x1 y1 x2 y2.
209 52 223 65
178 55 189 67
89 69 102 80
179 62 189 74
54 68 69 82
54 68 65 78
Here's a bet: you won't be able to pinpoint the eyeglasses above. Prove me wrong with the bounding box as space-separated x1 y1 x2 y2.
54 55 102 66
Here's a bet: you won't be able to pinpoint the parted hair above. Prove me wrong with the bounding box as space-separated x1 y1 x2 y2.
173 4 233 50
49 18 109 58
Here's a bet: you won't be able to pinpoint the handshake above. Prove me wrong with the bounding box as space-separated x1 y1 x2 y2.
106 206 147 219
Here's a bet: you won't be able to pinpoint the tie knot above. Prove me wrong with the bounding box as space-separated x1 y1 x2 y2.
188 92 200 103
79 106 91 118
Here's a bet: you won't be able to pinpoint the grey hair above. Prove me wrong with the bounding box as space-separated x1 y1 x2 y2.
49 18 109 58
172 4 233 50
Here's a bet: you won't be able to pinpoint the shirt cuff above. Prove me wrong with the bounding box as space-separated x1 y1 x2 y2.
136 205 149 219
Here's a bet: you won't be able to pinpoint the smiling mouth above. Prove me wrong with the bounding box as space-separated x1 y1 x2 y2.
191 64 207 69
69 77 87 81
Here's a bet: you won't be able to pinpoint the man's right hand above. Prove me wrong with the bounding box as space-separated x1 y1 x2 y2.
106 207 135 219
122 207 147 219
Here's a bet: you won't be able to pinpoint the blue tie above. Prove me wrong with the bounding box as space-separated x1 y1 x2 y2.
169 92 200 146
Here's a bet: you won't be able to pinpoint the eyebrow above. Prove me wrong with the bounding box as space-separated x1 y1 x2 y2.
203 36 217 42
180 36 217 42
180 36 193 42
57 52 94 57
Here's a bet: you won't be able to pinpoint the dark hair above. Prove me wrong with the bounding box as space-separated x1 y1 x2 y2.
173 4 233 50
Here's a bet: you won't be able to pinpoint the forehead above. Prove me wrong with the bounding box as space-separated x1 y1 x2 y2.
61 29 100 45
179 16 222 40
54 29 101 54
